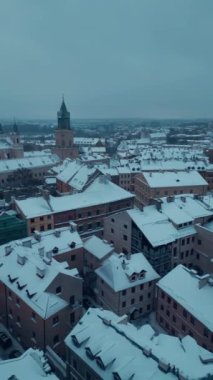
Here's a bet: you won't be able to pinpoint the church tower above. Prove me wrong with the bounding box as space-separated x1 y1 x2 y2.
54 98 78 160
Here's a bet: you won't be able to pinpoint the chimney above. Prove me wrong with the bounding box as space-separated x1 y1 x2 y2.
43 251 52 264
38 247 45 258
70 221 77 232
126 252 131 260
36 264 46 278
122 259 126 270
180 196 186 203
34 231 41 242
17 252 26 265
198 274 210 289
54 230 61 238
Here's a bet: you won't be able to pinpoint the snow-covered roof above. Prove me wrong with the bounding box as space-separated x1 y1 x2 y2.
96 252 159 291
15 177 134 219
0 239 80 318
74 137 105 146
65 308 213 380
0 155 59 173
20 226 83 255
142 170 207 188
157 265 213 332
127 203 198 247
84 236 114 259
0 348 59 380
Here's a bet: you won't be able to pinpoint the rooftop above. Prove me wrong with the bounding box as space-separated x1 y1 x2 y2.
15 176 134 218
142 170 208 188
0 236 80 318
84 235 114 260
65 308 213 380
96 252 159 291
0 348 59 380
157 265 213 332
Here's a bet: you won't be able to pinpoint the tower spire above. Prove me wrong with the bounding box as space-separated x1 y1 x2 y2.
57 97 71 129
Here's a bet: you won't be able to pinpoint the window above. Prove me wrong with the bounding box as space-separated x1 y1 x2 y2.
173 301 177 310
183 309 188 319
196 253 200 260
40 216 44 221
124 224 127 229
47 215 51 219
198 239 202 246
131 298 135 305
96 210 100 215
204 328 209 338
70 312 75 324
48 224 51 229
111 228 114 233
148 292 151 298
16 316 21 325
181 239 185 246
53 315 59 325
122 290 126 296
147 304 150 311
70 296 75 305
167 296 171 304
140 284 144 290
111 218 115 223
32 312 36 321
88 212 91 217
16 298 20 307
192 236 195 242
173 247 177 257
78 214 82 218
172 315 176 323
123 235 128 241
187 238 190 244
160 304 164 311
40 225 45 231
148 281 152 287
73 359 77 370
56 286 61 294
122 301 126 308
131 287 135 293
53 335 59 346
101 290 104 297
32 331 36 339
161 291 165 299
139 295 143 302
190 249 194 256
31 218 35 223
166 310 170 317
182 324 186 332
190 316 195 325
71 255 76 261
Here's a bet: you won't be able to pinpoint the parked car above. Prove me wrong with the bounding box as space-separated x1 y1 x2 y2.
0 331 12 349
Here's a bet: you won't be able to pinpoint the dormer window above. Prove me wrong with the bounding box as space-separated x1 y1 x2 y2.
85 347 94 359
96 357 105 370
72 335 81 347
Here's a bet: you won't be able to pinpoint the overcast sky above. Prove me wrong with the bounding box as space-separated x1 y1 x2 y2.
1 0 213 119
